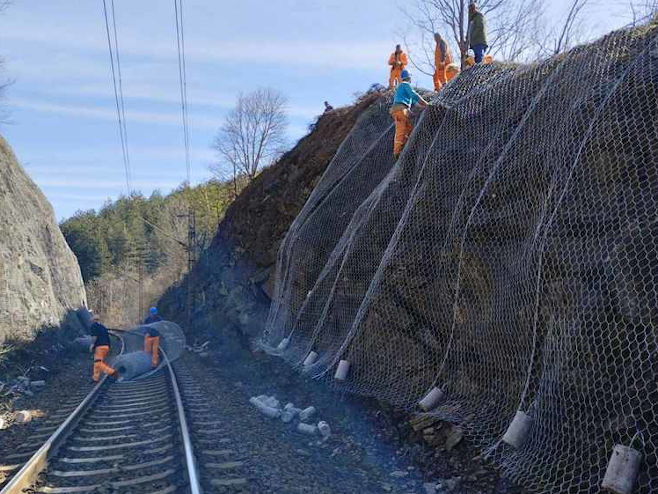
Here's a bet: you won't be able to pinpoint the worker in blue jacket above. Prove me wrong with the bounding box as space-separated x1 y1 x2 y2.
389 69 429 159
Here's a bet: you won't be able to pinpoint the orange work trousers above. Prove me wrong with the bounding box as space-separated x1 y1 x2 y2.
144 335 161 368
434 63 448 91
93 345 116 382
389 67 404 88
390 105 412 158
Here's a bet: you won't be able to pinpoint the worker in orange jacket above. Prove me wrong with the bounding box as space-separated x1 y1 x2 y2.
143 307 162 368
388 44 408 88
89 314 118 382
433 32 455 91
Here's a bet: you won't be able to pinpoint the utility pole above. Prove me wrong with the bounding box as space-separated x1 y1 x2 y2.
135 240 146 324
186 208 197 331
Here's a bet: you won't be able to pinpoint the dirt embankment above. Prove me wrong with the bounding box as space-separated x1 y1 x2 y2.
159 92 383 349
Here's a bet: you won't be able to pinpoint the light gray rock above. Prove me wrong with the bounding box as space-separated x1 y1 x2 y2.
0 135 86 343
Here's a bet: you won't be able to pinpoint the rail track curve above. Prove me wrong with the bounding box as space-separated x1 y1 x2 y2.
0 334 213 494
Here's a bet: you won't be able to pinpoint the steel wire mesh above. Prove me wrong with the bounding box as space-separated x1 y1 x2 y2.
263 22 658 493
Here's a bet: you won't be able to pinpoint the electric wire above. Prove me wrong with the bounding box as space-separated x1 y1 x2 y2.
110 0 132 192
173 0 191 186
101 0 132 193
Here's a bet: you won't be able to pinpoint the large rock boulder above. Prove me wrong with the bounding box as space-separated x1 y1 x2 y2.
0 135 86 342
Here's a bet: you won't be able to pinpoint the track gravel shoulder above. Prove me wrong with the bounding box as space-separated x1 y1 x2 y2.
180 350 424 494
0 348 96 487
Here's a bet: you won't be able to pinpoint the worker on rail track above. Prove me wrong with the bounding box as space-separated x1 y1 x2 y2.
89 314 118 382
144 306 163 324
143 307 163 368
389 69 429 159
388 44 408 88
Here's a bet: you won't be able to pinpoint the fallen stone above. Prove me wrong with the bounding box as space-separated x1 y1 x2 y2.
390 471 409 478
445 425 463 451
423 483 437 494
0 417 7 430
30 380 46 388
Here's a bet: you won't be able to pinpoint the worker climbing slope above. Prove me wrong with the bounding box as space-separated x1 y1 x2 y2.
89 314 118 382
388 44 408 88
389 70 429 159
467 2 489 64
433 32 459 91
143 307 163 368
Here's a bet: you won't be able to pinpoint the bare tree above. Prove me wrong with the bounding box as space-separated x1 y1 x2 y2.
211 88 288 190
531 0 591 57
400 0 544 74
629 0 658 25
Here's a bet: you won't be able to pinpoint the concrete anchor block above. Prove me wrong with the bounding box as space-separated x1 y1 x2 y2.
303 351 318 367
502 410 532 449
601 445 642 494
418 387 444 411
334 360 350 381
297 423 317 435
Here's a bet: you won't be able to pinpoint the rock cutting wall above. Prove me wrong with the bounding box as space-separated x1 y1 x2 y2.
0 135 86 342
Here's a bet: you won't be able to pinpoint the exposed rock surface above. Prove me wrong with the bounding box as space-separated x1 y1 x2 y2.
0 135 86 343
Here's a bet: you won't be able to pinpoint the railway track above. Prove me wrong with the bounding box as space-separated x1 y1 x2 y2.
0 338 212 494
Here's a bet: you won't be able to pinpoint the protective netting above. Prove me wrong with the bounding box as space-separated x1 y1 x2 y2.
262 22 658 493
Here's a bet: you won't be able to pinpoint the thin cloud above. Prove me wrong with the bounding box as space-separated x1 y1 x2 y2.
8 98 220 129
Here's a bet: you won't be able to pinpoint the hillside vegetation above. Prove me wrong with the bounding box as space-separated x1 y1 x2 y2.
60 179 243 326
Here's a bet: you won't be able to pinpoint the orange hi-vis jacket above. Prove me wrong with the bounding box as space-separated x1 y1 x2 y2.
434 38 453 90
388 50 409 88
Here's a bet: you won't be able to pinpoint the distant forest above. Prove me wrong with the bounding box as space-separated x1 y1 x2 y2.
60 179 242 284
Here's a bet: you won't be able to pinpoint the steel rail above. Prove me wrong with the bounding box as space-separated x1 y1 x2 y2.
162 348 203 494
0 333 125 494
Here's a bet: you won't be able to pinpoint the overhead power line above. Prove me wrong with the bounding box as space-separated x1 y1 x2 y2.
173 0 191 186
101 0 132 193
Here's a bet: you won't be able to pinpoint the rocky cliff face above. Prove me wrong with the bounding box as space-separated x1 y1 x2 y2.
0 135 86 343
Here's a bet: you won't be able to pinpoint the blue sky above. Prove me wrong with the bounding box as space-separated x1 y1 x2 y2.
0 0 636 220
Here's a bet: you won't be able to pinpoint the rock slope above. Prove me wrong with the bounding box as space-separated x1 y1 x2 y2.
0 135 86 342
